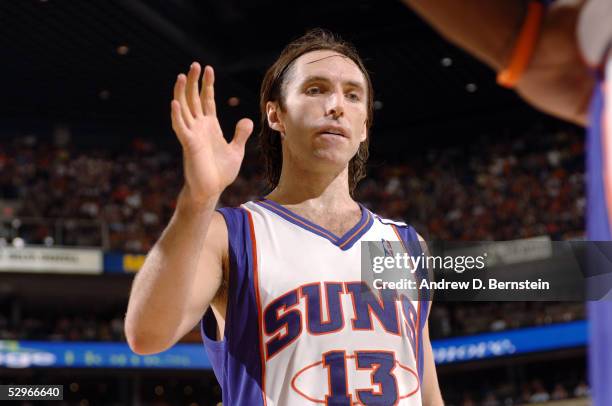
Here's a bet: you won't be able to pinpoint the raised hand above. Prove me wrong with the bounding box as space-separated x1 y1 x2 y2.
171 63 254 204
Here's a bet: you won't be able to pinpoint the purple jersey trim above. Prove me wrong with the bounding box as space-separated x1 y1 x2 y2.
391 224 430 388
587 81 612 240
587 78 612 406
201 207 264 406
254 199 373 250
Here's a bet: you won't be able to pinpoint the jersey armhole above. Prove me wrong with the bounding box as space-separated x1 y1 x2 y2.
200 207 245 345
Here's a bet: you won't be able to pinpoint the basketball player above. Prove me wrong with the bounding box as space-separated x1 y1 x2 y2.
401 1 612 405
125 30 444 405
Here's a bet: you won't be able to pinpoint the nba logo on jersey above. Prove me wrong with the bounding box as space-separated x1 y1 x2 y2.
201 199 430 405
382 238 394 257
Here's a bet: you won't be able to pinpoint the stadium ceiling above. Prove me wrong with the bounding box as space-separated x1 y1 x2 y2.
0 0 546 141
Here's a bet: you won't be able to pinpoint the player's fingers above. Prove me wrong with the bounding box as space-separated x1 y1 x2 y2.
186 62 202 116
200 65 217 117
173 74 194 127
230 118 254 151
171 100 190 145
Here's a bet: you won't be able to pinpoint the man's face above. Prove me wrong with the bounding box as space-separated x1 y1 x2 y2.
269 50 368 173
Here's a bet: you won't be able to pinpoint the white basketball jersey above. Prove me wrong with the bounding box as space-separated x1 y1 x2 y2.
201 199 429 406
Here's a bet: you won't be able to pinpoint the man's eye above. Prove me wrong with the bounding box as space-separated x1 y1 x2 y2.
305 87 321 95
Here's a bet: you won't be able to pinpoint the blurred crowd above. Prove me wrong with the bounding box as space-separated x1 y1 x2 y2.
0 312 125 342
359 125 584 241
449 379 590 406
429 302 585 339
439 355 589 406
0 300 585 342
0 122 584 252
0 134 183 251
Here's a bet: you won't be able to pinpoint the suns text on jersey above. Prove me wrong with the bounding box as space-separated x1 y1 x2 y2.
262 281 421 360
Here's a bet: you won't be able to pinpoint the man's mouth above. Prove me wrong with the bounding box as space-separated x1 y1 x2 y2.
317 126 347 137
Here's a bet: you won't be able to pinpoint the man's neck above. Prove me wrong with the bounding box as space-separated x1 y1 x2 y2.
266 164 357 214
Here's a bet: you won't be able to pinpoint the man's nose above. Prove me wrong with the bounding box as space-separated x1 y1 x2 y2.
325 90 345 119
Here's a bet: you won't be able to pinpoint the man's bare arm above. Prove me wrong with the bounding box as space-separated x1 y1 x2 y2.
125 63 253 355
124 194 226 355
404 0 527 71
402 0 594 125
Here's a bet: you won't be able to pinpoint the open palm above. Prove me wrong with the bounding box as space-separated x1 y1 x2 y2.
171 63 253 203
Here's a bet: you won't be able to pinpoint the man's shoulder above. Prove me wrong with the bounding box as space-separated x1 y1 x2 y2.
367 209 410 228
363 207 424 241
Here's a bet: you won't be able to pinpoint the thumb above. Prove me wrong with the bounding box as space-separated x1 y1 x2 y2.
230 118 254 150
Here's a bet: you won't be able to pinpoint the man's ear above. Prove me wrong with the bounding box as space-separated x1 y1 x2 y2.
359 121 367 142
266 101 285 134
